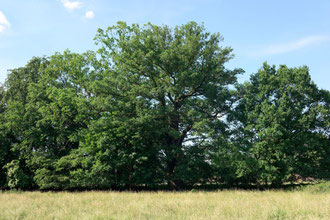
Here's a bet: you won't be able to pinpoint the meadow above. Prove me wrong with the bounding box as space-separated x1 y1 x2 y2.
1 187 329 220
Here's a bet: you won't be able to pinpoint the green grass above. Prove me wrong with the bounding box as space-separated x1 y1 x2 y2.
0 188 329 219
300 180 330 193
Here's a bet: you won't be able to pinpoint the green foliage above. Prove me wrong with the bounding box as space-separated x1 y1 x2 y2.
4 160 31 189
0 58 48 189
221 63 330 186
0 84 9 187
0 22 328 190
94 21 242 188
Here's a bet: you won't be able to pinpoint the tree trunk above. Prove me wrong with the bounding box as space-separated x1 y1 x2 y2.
167 156 177 190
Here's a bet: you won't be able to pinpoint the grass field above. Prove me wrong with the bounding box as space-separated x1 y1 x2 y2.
0 189 329 220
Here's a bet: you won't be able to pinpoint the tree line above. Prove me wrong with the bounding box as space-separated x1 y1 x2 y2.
0 22 329 190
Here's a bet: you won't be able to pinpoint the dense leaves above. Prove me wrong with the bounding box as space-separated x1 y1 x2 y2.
0 22 329 190
215 63 330 187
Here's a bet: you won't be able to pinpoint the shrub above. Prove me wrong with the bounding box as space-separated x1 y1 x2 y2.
4 160 31 189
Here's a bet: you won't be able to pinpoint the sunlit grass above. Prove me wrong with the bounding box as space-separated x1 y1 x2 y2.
0 189 329 219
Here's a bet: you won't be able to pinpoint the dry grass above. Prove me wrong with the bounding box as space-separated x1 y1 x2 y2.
0 190 329 219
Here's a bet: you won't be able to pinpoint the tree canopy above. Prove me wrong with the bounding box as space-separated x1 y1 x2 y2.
0 22 329 190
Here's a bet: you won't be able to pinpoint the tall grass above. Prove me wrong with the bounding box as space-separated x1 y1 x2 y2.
300 180 330 194
0 189 329 219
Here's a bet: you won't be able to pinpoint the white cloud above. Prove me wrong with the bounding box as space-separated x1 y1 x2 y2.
85 10 95 19
0 11 10 26
0 11 10 33
251 35 330 56
61 0 83 10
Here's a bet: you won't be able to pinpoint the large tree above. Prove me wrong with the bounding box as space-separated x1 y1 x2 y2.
23 51 96 189
94 21 242 188
0 53 96 189
0 57 48 189
221 63 330 187
4 22 328 191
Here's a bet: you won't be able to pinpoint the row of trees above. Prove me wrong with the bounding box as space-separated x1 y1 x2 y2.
0 22 329 190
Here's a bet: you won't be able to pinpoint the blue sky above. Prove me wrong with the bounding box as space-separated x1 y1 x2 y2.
0 0 329 90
